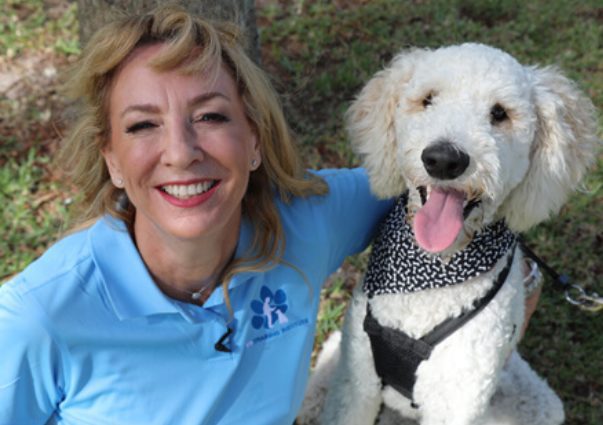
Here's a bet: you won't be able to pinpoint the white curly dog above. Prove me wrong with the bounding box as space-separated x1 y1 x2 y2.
299 43 598 425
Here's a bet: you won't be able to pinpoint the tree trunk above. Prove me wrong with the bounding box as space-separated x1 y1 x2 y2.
76 0 259 63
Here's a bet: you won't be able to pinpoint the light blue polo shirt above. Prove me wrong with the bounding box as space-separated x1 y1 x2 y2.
0 168 392 425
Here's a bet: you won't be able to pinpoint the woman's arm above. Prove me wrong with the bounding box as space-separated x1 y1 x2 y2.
521 258 544 339
314 168 394 266
0 281 62 424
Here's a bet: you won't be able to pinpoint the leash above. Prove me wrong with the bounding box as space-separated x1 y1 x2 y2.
518 238 602 312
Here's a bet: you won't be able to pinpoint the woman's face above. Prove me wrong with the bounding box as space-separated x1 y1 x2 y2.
103 44 260 244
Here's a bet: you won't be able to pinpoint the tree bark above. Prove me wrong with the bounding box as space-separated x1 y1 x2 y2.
76 0 259 63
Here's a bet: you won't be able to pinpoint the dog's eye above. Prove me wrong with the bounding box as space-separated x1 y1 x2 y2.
422 93 433 108
490 104 509 124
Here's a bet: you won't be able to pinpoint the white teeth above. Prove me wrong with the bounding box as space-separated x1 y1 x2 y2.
162 181 215 199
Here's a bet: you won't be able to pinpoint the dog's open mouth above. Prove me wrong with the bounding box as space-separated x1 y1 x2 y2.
413 186 481 253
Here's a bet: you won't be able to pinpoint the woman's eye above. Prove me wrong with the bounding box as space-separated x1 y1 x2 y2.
195 113 229 123
126 121 157 133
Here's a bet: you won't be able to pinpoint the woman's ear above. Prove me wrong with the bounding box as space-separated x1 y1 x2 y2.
249 131 261 171
102 144 125 188
346 48 427 199
501 66 599 231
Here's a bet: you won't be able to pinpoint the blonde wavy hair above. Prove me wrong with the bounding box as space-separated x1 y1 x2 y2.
57 5 328 307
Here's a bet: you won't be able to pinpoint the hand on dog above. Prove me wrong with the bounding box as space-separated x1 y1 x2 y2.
522 279 543 340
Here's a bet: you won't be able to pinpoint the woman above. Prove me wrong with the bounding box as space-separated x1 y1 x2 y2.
0 6 392 424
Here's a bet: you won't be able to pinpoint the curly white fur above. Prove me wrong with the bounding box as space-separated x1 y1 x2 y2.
299 43 598 425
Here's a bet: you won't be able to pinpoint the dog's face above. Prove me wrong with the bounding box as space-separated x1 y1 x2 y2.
395 45 536 254
347 43 598 256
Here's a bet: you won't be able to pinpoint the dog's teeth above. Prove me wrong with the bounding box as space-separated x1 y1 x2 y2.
418 186 428 205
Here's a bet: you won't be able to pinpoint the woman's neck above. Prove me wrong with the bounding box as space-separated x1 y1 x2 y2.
133 216 241 305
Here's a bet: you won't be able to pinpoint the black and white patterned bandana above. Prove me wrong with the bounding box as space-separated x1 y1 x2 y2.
363 194 516 297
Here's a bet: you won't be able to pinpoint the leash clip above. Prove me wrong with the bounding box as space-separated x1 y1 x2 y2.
519 239 601 313
564 284 603 312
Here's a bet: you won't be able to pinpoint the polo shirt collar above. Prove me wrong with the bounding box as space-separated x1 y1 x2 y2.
89 215 258 318
89 216 179 320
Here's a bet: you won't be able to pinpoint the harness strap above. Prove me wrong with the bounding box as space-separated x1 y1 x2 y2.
364 309 431 400
363 246 516 402
423 246 516 346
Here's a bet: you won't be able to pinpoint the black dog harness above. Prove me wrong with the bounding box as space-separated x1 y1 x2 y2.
362 195 517 403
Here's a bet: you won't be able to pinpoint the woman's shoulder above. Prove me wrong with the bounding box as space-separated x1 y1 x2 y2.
276 167 391 236
305 167 372 203
277 167 387 215
1 223 96 307
312 167 369 188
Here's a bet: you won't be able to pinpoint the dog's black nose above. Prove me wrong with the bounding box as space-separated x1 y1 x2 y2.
421 141 470 180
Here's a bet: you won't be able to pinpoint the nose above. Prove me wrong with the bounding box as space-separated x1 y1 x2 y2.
421 141 470 180
161 121 203 168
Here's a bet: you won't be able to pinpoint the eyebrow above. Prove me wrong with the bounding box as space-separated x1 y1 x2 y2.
120 104 160 118
119 92 231 118
189 91 231 108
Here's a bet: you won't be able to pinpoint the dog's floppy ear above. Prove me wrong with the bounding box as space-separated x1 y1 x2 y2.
502 66 599 231
346 49 425 198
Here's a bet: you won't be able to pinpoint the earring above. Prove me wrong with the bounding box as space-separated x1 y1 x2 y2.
114 178 124 188
251 159 258 169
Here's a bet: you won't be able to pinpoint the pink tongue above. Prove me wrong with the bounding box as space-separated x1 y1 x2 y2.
413 188 465 253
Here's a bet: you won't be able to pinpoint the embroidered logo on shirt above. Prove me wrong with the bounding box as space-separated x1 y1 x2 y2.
251 285 289 329
245 285 309 349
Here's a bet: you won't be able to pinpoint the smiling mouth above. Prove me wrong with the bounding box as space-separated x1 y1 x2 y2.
413 185 482 253
160 180 219 199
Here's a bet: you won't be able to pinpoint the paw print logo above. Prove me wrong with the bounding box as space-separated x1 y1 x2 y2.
251 286 289 329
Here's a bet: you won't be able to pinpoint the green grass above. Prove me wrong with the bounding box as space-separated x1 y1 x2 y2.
1 0 601 423
0 0 79 57
0 149 69 280
0 0 78 281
